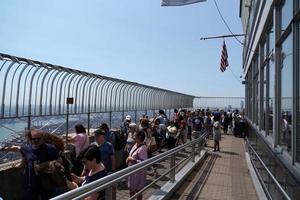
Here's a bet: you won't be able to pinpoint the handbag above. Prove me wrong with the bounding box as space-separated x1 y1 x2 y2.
149 136 157 153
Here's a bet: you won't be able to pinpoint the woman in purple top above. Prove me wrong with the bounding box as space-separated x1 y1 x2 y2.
126 131 148 200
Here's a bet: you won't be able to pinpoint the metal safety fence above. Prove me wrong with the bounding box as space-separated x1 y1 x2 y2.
0 53 194 131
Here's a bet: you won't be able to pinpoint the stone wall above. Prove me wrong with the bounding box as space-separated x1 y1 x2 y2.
0 166 25 200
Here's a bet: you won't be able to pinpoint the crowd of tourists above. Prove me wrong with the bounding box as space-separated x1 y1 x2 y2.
0 108 245 200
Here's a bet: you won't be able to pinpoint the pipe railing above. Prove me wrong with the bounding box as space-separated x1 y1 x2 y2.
51 131 208 200
245 137 291 200
0 53 194 121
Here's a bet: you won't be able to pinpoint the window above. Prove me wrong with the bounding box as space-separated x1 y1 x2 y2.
261 39 267 131
280 33 293 155
281 0 293 33
297 22 300 162
268 19 275 137
254 58 259 125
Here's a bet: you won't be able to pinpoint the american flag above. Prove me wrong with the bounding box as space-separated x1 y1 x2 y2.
220 40 229 72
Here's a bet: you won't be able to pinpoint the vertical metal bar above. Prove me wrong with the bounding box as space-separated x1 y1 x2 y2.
74 75 85 113
54 72 67 114
8 63 22 117
99 80 110 112
28 67 42 129
109 111 112 128
87 77 98 135
105 80 115 112
66 102 69 143
75 75 86 114
192 143 195 162
15 64 29 117
119 84 129 112
170 154 176 183
130 86 139 111
109 81 119 112
135 87 143 111
81 76 92 113
1 61 16 118
126 85 135 111
49 71 64 115
198 139 202 155
61 72 76 114
33 68 46 115
43 70 57 115
39 69 52 116
93 78 105 112
22 66 35 116
149 90 155 110
113 82 123 112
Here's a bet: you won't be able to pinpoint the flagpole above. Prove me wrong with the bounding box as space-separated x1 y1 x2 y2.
200 33 246 40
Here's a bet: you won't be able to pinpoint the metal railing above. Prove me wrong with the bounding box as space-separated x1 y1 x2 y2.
52 131 208 200
245 137 291 200
0 53 194 128
193 96 245 111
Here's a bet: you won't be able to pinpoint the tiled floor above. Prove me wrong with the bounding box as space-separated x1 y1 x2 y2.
197 135 257 200
115 134 258 200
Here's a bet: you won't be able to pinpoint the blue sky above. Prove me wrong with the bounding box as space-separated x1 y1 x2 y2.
0 0 244 97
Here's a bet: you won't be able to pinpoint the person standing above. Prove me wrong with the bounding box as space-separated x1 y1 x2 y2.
213 115 222 152
20 130 60 200
121 115 132 139
71 145 107 200
68 124 90 175
222 112 229 135
99 123 115 148
92 129 115 173
126 131 148 200
69 124 90 157
166 121 177 150
192 112 203 140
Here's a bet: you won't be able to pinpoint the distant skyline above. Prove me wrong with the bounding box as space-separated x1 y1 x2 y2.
0 0 244 97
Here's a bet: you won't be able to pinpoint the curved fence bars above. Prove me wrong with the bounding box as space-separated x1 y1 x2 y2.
0 53 195 119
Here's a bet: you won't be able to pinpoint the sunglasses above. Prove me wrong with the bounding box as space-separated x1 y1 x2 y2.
32 137 42 141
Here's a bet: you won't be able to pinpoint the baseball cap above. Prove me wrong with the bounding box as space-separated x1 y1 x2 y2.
125 115 131 121
94 129 105 136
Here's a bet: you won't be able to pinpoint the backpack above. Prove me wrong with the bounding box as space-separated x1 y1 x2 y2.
112 130 125 151
121 122 129 136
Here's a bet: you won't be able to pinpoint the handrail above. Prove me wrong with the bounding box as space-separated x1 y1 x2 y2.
51 131 208 200
245 137 291 200
129 132 208 200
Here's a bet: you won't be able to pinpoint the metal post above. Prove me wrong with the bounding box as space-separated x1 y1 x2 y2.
109 111 112 128
66 103 69 144
87 112 90 136
198 139 202 155
122 110 125 122
66 97 73 144
27 109 31 130
192 143 195 162
170 154 176 182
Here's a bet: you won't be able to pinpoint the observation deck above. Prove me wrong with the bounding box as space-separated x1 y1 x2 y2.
0 53 299 200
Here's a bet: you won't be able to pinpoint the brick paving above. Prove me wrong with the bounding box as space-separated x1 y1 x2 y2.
197 134 257 200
